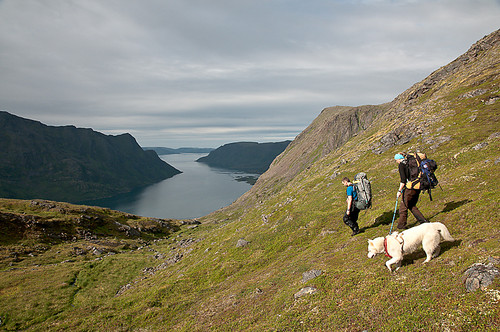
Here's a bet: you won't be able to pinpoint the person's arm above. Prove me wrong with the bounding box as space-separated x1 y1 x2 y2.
346 195 353 214
397 162 406 198
397 182 405 198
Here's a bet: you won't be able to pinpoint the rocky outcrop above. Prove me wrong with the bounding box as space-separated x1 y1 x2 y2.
405 29 499 104
0 199 179 244
463 260 499 292
234 104 389 203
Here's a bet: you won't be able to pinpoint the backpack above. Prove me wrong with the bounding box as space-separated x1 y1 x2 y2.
405 152 439 199
353 172 372 210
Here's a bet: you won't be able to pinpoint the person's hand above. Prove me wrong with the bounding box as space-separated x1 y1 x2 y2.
346 209 350 215
397 191 401 198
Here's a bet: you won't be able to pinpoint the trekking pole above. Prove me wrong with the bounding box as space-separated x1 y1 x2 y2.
389 198 398 234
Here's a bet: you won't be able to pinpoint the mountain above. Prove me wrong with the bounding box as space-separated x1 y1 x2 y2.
0 111 181 202
0 30 499 331
143 147 214 155
196 141 292 174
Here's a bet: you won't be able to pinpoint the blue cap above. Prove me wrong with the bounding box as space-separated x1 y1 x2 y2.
394 153 404 160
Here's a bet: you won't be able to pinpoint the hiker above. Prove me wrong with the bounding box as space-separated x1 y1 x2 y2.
394 153 429 229
342 177 360 236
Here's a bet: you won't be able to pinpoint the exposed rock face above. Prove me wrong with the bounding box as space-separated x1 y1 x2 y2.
236 104 389 202
404 30 500 104
372 29 500 154
0 111 181 202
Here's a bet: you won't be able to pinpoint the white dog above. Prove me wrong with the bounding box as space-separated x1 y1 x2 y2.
367 222 454 272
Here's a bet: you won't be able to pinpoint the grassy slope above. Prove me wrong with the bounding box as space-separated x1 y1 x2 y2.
1 33 499 331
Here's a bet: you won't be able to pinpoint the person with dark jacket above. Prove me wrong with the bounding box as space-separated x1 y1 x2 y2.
394 153 429 229
342 177 360 236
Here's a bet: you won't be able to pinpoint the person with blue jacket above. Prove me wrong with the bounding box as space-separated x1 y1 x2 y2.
342 177 360 236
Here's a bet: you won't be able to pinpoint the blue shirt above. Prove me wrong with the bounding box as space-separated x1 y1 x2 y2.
346 185 358 201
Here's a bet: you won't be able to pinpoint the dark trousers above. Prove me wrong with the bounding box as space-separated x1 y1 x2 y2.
398 189 428 228
343 206 360 232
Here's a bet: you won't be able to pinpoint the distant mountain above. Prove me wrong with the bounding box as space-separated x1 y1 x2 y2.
196 141 291 174
143 147 214 155
0 111 181 202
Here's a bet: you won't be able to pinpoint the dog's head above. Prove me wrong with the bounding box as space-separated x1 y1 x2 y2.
367 237 384 258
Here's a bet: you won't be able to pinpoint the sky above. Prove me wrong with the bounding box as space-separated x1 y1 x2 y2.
0 1 499 148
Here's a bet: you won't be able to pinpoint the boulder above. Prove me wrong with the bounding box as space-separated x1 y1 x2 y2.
463 262 499 292
294 286 318 299
302 269 322 283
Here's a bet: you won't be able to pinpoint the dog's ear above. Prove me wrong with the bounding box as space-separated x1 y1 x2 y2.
367 239 373 245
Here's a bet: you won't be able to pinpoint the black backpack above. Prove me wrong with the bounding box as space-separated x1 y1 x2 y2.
405 152 439 199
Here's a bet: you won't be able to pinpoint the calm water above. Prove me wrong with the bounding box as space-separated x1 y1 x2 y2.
86 153 258 219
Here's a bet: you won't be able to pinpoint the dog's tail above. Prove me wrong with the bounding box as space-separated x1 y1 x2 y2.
435 222 455 242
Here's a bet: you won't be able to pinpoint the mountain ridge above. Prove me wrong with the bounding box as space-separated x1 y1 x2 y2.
196 141 291 174
0 111 181 202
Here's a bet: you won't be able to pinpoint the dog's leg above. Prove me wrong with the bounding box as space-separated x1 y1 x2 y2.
385 257 401 272
422 233 440 263
385 260 393 272
394 260 402 271
423 244 433 263
432 245 441 259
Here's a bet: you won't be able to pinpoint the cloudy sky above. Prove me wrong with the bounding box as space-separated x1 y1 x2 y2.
1 0 499 148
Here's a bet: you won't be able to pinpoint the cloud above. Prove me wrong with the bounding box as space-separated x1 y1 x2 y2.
0 0 499 147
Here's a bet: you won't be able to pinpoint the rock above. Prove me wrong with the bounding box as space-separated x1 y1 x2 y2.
177 238 197 248
472 142 488 150
485 96 499 105
372 129 415 154
488 256 500 265
425 135 452 147
236 238 250 247
488 132 500 140
125 228 141 237
167 253 183 264
463 263 499 292
302 269 322 283
294 286 318 299
261 214 271 223
459 88 488 99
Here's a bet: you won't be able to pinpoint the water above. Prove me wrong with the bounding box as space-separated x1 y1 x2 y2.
86 153 258 219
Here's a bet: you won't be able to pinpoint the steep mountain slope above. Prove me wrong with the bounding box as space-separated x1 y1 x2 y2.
235 104 390 201
0 30 499 331
0 112 181 202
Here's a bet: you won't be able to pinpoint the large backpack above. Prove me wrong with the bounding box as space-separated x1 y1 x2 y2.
353 172 372 210
405 152 439 199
